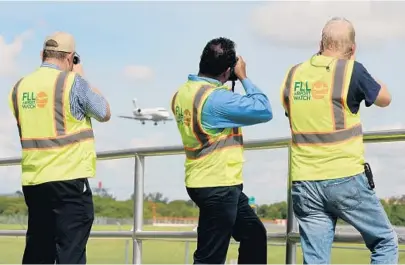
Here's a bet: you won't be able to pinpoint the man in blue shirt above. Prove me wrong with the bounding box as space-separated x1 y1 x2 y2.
173 37 273 264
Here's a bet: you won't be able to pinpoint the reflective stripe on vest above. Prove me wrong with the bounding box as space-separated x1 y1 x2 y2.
184 85 243 159
12 71 94 149
171 91 178 114
284 59 363 144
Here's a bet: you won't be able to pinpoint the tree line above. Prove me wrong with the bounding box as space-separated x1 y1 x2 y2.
2 190 405 226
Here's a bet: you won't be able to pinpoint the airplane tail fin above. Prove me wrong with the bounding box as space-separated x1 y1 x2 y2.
132 98 139 110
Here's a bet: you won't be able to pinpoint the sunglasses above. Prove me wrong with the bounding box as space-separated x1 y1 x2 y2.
73 52 81 65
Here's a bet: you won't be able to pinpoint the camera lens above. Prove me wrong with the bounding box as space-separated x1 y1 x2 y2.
73 56 80 65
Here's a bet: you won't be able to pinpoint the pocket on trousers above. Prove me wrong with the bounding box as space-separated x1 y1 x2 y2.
325 176 361 211
360 173 375 193
72 178 85 194
291 183 312 217
82 179 94 219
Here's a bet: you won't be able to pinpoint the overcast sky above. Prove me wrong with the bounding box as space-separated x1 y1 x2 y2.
0 1 404 204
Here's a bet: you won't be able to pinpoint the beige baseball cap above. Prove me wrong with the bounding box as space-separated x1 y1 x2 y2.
43 31 75 53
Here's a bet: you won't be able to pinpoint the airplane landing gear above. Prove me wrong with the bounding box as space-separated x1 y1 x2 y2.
141 121 145 125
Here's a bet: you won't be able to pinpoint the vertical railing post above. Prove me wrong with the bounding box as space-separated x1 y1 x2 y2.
184 240 190 264
125 239 129 264
285 145 297 264
133 155 144 264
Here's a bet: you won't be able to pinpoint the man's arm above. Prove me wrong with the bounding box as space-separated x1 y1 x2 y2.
70 74 111 122
347 62 391 114
279 69 290 118
370 80 391 108
201 78 272 129
357 62 391 108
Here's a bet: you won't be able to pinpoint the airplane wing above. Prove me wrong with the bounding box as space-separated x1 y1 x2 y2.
118 115 154 121
117 115 141 120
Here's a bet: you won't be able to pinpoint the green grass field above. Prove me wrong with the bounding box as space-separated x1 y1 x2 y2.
0 224 403 264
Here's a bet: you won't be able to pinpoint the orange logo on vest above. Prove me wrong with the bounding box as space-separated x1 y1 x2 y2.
183 109 191 127
36 92 48 108
311 82 329 99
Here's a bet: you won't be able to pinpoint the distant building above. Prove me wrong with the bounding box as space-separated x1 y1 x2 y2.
274 219 287 226
0 191 23 198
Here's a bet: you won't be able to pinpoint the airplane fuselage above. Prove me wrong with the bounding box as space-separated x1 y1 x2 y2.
117 98 173 125
133 108 170 120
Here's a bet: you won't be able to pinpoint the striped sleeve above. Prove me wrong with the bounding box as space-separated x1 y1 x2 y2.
70 74 109 121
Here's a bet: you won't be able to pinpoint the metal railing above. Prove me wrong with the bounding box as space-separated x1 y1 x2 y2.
0 129 404 264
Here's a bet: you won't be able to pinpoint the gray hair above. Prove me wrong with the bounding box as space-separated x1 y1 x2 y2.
321 17 355 54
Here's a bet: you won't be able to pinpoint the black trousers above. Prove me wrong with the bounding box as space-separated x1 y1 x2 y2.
22 178 94 264
187 184 267 264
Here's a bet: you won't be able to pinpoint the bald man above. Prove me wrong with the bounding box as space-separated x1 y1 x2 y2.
280 17 397 264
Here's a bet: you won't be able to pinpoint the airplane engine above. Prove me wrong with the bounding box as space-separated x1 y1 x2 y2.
137 108 141 113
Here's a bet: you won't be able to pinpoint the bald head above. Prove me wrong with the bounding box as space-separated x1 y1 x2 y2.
321 17 356 56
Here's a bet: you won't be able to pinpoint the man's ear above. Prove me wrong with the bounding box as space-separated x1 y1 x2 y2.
222 67 231 80
66 52 74 64
349 44 357 60
351 44 356 55
40 50 43 61
318 41 323 55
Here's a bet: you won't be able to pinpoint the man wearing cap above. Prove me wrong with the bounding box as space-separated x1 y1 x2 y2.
8 31 111 264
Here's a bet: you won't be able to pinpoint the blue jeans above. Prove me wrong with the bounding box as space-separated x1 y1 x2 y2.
292 173 398 264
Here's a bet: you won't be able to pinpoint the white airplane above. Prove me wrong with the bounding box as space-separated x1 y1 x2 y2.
118 98 173 125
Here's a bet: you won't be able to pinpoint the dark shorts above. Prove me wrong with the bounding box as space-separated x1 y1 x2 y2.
22 178 94 264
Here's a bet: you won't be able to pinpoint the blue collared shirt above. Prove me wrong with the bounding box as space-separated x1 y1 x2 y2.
41 63 108 121
187 74 273 131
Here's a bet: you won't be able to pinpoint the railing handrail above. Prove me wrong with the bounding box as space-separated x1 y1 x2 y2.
1 128 405 264
0 129 404 166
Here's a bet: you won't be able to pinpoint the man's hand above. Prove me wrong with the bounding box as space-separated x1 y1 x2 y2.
91 87 103 95
72 63 85 77
234 55 247 80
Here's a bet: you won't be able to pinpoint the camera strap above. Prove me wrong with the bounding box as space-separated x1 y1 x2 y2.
231 81 236 92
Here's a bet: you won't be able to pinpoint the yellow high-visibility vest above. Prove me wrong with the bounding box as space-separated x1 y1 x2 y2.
9 67 96 186
171 80 244 188
281 55 364 181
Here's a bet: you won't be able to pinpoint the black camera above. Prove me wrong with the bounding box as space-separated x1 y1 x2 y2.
73 53 80 65
228 57 238 81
